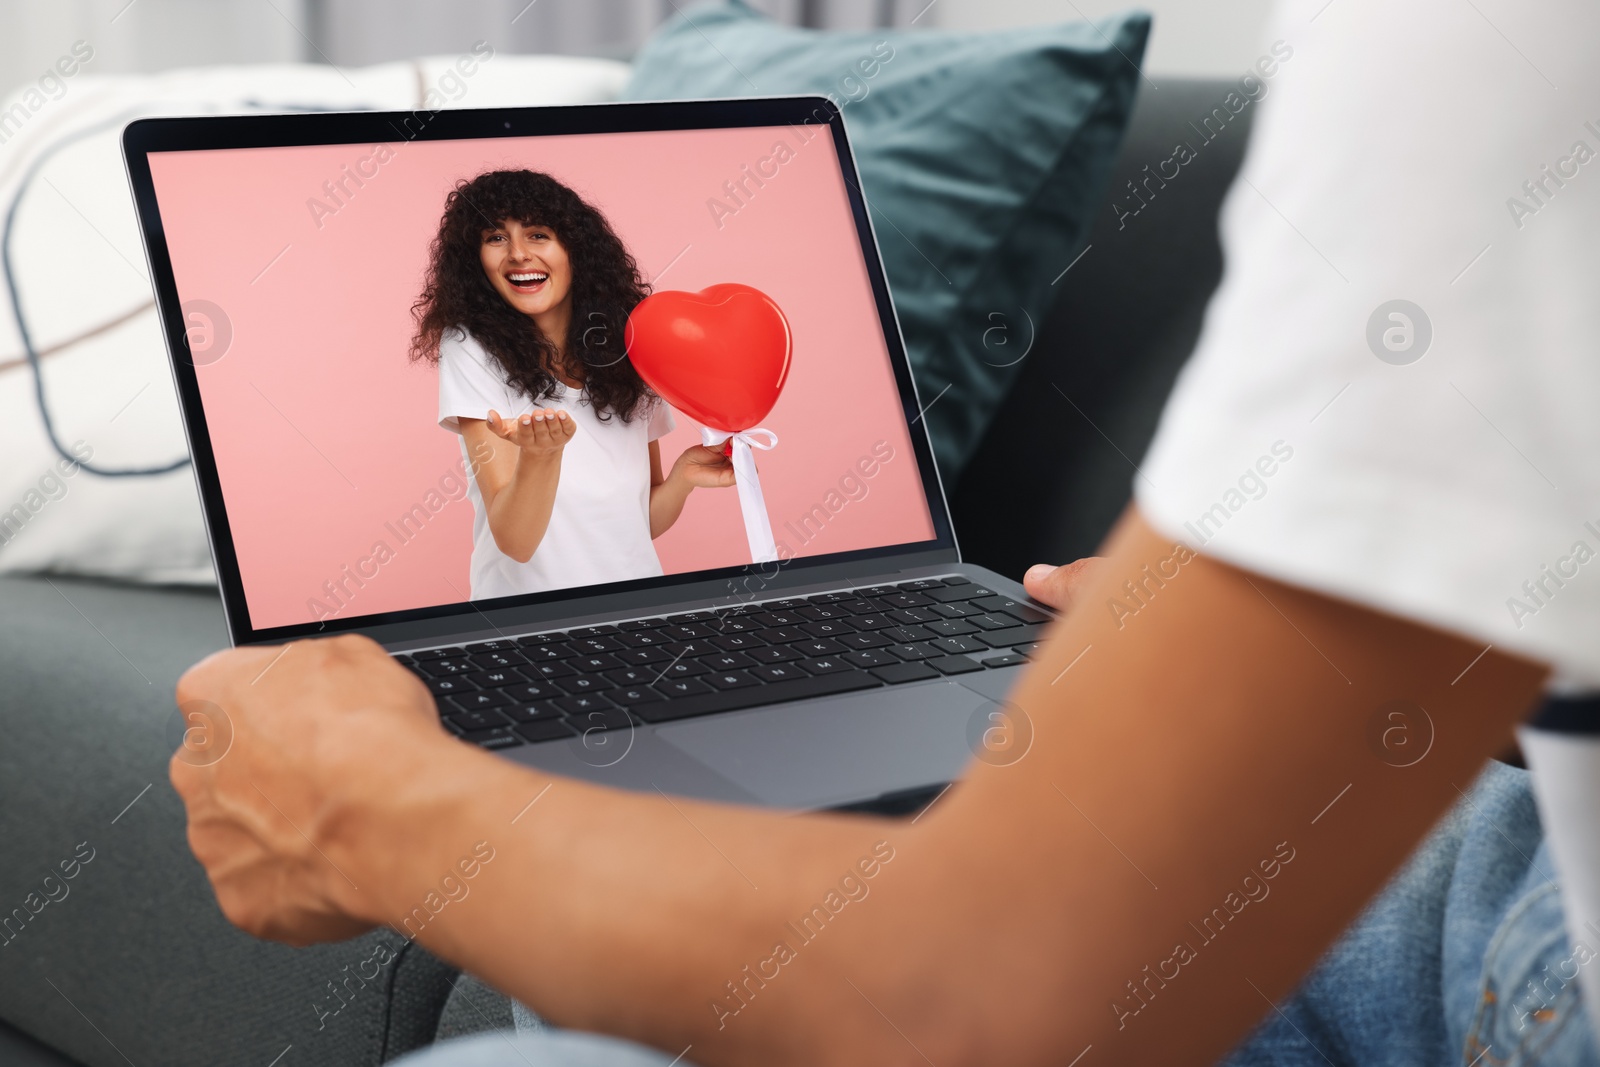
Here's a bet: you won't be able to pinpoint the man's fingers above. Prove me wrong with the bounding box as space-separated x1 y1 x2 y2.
1022 557 1108 613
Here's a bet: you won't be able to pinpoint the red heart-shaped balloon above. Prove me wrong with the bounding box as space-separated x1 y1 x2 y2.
624 284 792 432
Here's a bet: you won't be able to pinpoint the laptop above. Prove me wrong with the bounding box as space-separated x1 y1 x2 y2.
121 96 1053 813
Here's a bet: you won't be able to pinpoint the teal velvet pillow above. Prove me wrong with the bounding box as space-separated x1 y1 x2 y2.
624 2 1150 480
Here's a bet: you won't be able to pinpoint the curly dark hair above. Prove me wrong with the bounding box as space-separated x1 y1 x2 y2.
409 169 651 422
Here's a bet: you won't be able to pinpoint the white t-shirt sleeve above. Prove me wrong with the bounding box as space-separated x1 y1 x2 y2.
646 397 676 443
1136 0 1600 688
437 329 523 434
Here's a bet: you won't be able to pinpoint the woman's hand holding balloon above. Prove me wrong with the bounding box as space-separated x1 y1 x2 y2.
671 445 736 489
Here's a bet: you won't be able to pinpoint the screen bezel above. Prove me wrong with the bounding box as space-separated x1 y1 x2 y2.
122 96 958 646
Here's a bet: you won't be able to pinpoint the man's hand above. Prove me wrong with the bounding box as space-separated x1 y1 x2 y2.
1023 557 1107 614
168 635 449 946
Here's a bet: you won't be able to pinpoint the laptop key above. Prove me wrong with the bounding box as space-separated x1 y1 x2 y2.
927 584 992 603
848 613 895 630
568 625 620 638
793 639 844 657
569 636 623 654
654 677 715 699
842 649 897 668
615 646 670 666
711 633 766 652
617 630 670 648
503 680 567 703
966 612 1021 630
530 661 577 680
515 719 579 744
413 647 465 661
930 601 982 619
970 596 1052 624
984 653 1028 668
801 657 854 675
461 726 523 750
632 669 881 724
448 690 510 711
930 636 989 655
699 651 756 671
664 639 718 659
754 627 807 645
611 686 663 706
887 607 938 625
464 639 521 654
976 624 1050 649
659 622 713 640
746 644 802 664
571 653 624 673
418 657 475 677
519 641 575 661
836 631 892 651
658 659 709 680
885 643 941 661
869 661 940 685
503 702 564 723
464 668 528 689
797 604 852 621
899 579 945 592
879 592 934 609
424 675 478 697
564 675 613 694
750 663 811 683
707 615 762 633
927 656 985 675
941 576 972 586
924 619 979 638
800 620 857 639
750 611 804 628
881 624 934 643
566 707 633 733
552 694 616 716
449 708 512 732
706 670 760 691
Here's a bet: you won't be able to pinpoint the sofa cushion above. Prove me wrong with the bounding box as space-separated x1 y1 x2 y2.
624 1 1149 480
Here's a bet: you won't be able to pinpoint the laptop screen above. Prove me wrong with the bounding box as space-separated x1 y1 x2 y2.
140 112 941 637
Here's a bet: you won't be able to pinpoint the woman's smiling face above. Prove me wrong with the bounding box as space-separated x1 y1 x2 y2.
480 219 572 319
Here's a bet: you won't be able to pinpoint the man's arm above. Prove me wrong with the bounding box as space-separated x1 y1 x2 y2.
171 508 1546 1066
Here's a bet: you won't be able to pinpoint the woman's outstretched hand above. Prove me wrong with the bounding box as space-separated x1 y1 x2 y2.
487 407 576 458
671 444 736 489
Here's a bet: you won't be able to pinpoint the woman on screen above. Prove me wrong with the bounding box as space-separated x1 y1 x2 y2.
410 170 734 600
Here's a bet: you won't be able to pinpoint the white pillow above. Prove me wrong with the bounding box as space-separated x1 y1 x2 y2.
0 51 630 585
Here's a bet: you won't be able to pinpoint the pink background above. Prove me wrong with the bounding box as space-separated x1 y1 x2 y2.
148 126 935 630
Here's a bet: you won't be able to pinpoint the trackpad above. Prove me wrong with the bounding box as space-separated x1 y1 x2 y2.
656 681 991 809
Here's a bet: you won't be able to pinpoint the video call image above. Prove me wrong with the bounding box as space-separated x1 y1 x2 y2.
148 124 935 631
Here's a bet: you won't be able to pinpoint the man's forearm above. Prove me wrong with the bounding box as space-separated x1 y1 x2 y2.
200 508 1549 1067
324 737 909 1062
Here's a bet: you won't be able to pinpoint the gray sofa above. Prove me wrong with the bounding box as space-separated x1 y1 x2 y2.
0 78 1253 1066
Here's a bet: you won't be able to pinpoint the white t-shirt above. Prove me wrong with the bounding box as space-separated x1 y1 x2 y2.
1136 0 1600 1032
436 328 675 600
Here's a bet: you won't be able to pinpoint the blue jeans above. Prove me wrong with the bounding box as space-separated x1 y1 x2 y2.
395 762 1599 1066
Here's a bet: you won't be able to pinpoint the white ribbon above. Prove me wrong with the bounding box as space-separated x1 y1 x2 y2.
700 425 779 563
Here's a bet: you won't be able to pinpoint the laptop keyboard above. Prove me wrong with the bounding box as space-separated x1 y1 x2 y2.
393 577 1052 752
